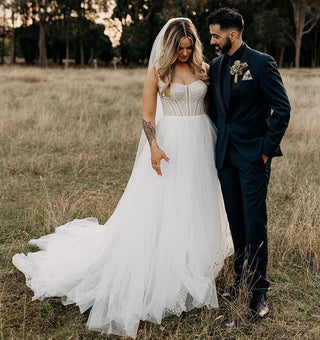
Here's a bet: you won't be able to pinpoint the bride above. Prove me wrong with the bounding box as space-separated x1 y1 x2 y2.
12 18 233 338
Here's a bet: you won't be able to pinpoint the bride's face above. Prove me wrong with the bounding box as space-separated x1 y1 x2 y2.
177 37 193 63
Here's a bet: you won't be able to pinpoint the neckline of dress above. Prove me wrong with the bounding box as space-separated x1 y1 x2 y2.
171 79 203 86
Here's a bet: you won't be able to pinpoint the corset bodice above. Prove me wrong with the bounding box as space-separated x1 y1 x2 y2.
158 80 207 117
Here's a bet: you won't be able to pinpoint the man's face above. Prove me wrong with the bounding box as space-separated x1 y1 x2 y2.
209 24 232 54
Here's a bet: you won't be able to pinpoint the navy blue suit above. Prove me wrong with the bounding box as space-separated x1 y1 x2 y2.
209 44 290 291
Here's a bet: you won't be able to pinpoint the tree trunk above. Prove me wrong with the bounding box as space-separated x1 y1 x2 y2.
65 38 69 68
295 32 302 68
316 40 319 68
0 36 4 65
80 37 84 66
64 11 70 69
0 7 4 65
10 9 15 64
10 30 15 64
79 9 85 66
39 20 48 67
65 19 69 69
279 46 285 68
290 0 320 68
311 31 318 68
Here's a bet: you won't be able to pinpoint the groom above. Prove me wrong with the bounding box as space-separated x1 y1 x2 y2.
207 8 290 317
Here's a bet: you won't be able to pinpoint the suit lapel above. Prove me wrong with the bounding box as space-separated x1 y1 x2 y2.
215 55 228 117
228 44 252 114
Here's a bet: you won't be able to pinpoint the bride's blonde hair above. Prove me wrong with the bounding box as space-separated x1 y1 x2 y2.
157 19 208 97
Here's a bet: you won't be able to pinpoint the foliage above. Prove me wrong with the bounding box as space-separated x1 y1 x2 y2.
16 24 38 63
15 17 113 65
110 0 320 67
1 0 320 67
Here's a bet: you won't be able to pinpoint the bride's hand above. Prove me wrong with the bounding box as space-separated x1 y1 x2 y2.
151 146 170 176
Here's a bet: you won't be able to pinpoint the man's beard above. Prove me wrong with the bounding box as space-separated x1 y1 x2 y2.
214 37 232 55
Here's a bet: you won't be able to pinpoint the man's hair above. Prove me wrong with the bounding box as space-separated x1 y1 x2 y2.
206 7 244 33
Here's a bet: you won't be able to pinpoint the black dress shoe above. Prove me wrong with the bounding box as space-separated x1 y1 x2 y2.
250 291 269 318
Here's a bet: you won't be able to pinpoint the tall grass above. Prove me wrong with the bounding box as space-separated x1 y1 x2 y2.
0 66 319 339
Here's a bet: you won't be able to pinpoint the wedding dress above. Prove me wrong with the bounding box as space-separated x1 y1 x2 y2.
12 75 233 338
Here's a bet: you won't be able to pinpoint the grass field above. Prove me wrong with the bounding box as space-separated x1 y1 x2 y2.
0 66 319 339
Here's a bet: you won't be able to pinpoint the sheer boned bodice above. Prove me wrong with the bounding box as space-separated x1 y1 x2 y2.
158 80 207 117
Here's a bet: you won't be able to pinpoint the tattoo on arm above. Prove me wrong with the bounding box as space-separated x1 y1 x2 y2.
142 119 156 146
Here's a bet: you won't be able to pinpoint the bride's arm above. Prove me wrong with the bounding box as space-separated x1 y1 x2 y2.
142 67 169 176
203 62 217 126
203 63 210 116
142 67 158 148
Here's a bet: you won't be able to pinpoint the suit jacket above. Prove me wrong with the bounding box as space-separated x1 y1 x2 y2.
208 44 291 169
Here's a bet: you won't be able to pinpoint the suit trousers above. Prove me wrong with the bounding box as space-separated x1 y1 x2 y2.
218 142 271 291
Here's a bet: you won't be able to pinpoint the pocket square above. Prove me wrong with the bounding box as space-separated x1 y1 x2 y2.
242 70 253 81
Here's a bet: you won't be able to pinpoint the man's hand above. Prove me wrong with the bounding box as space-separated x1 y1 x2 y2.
262 154 269 164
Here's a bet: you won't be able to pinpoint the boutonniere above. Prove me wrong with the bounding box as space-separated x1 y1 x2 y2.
230 60 248 83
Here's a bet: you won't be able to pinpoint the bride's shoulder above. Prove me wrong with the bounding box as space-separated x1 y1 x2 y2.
144 66 159 87
152 62 160 78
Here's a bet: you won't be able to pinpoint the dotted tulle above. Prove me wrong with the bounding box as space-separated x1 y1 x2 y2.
12 80 233 338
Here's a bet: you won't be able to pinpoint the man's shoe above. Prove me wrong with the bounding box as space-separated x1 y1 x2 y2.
250 291 269 318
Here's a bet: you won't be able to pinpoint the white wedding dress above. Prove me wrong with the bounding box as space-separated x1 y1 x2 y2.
12 78 233 338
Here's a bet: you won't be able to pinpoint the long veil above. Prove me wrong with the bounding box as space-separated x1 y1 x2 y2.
134 17 192 165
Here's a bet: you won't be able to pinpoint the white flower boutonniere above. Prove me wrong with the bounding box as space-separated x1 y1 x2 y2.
230 60 248 83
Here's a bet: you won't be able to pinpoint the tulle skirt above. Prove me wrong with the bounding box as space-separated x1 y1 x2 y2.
12 114 233 338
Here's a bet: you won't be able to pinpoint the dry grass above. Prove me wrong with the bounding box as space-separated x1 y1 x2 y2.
0 66 319 339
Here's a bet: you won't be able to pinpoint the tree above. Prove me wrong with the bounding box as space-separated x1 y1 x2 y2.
9 0 17 64
36 0 49 67
0 0 10 64
73 0 95 66
288 0 320 67
16 23 38 63
9 0 30 64
56 0 77 68
33 0 62 68
310 23 320 67
101 0 157 65
251 6 291 67
13 0 38 64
